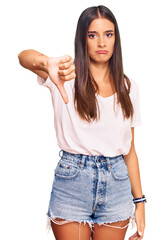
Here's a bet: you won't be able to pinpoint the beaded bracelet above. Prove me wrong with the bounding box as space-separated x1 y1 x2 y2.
133 194 147 204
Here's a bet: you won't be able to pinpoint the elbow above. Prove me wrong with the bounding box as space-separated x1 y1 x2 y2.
18 49 32 64
18 50 24 65
18 49 29 67
18 51 21 60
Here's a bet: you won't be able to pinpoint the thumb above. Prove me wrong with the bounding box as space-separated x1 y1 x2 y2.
56 82 69 104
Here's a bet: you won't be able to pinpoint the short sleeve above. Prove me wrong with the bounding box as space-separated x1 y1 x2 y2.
130 80 142 127
37 75 55 90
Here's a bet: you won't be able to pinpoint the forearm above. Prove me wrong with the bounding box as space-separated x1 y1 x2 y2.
18 49 49 73
124 128 145 238
124 142 143 199
124 128 143 201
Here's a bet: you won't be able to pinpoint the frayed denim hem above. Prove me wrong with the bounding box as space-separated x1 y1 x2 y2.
46 213 94 234
92 213 135 229
46 212 136 234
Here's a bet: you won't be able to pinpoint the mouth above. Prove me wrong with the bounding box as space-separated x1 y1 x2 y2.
96 50 108 54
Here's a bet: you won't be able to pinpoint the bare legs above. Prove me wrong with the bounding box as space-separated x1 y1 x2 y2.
50 218 92 240
92 218 129 240
50 218 129 240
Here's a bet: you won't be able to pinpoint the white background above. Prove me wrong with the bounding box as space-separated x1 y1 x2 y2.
1 0 164 239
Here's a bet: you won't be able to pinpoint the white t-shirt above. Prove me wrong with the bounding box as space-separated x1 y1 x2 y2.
37 74 141 157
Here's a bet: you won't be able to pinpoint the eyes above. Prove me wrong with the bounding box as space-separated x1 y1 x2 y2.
88 33 113 39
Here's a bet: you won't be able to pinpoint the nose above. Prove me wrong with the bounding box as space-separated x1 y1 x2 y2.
97 37 106 47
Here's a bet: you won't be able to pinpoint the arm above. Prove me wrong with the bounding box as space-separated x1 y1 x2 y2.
124 128 145 240
124 128 143 198
18 49 76 104
18 49 49 79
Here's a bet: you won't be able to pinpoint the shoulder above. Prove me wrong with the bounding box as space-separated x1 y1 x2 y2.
130 78 140 98
130 78 139 89
128 79 141 106
124 77 139 95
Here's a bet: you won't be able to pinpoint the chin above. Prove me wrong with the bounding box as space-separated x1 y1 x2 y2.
89 54 112 64
90 57 111 64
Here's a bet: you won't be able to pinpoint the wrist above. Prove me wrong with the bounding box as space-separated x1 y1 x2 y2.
133 194 147 209
42 56 49 73
135 201 145 209
33 54 49 73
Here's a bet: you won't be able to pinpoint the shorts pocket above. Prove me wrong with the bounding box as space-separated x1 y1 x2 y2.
54 157 80 179
111 159 129 181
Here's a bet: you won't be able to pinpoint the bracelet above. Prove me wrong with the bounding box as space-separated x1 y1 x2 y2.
133 194 147 204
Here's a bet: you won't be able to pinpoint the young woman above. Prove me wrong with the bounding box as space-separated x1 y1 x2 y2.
18 5 146 240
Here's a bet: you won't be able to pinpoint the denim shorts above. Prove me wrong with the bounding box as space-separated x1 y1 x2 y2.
46 150 135 232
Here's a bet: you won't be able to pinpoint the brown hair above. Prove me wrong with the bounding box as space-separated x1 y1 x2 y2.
74 5 134 123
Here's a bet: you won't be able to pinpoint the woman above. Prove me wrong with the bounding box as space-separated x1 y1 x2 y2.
18 5 146 240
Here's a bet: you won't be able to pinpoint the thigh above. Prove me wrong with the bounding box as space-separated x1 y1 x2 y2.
92 219 129 240
50 218 92 240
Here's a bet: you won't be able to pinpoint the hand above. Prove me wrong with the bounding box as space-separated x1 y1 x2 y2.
129 204 145 240
47 55 76 104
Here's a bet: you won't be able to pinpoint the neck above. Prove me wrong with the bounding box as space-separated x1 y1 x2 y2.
89 60 113 84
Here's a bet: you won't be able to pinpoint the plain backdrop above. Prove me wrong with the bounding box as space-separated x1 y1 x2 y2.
0 0 165 239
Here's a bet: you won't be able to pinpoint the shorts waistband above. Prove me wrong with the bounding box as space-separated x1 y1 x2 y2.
59 149 124 171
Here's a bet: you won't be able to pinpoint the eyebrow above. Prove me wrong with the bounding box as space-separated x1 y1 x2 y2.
88 30 114 33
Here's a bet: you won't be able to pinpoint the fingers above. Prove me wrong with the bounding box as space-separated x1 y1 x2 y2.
59 72 76 81
58 56 76 81
129 230 144 240
134 204 145 240
129 232 137 240
136 217 145 239
59 55 73 70
58 64 75 77
137 225 144 239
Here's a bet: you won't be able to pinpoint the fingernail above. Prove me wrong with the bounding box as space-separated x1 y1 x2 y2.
138 232 142 236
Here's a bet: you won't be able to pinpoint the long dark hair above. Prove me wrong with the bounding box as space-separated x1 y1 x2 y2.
74 5 134 123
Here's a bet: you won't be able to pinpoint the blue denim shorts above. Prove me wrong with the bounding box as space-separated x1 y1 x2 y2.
46 150 135 232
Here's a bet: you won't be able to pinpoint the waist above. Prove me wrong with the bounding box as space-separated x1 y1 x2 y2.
59 149 124 164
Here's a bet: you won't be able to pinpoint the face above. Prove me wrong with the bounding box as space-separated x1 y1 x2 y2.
87 18 115 64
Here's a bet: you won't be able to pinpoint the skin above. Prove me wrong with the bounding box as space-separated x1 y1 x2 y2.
87 17 145 239
87 18 116 97
18 17 145 240
18 49 75 104
49 18 145 240
124 128 145 240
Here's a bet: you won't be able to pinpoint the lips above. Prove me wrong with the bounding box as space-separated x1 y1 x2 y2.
96 50 108 54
